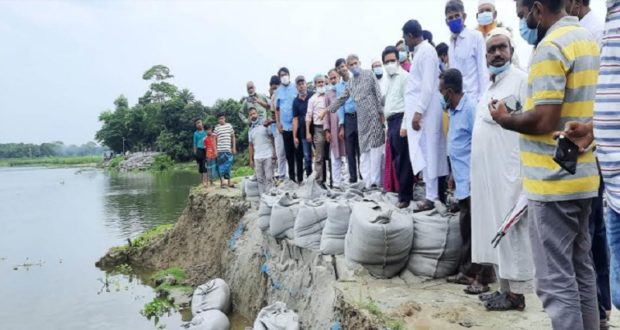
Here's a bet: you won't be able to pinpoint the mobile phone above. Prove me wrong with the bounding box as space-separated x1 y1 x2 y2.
501 95 522 113
553 135 579 175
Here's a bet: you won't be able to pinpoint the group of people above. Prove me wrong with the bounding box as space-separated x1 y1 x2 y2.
195 0 620 329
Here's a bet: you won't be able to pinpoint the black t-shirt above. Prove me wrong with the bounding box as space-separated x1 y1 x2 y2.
292 92 314 138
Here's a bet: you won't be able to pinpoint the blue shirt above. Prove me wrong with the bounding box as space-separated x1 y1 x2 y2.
292 92 314 139
275 83 298 131
193 130 206 149
447 95 476 200
336 81 356 125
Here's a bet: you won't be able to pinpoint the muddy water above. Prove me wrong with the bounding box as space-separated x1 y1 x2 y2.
0 167 250 330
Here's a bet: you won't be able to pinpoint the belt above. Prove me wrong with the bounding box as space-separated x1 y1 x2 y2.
345 112 357 117
387 112 404 121
313 124 324 128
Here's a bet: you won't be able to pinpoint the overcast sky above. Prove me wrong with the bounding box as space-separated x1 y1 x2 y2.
0 0 607 145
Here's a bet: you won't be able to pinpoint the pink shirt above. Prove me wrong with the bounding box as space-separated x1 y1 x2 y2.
306 93 327 126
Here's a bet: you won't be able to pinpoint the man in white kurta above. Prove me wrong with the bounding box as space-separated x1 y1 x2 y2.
471 28 533 310
402 19 449 207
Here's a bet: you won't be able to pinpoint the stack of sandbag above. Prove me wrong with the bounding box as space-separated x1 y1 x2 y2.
253 301 300 330
183 310 229 330
191 278 232 315
408 205 462 278
345 201 414 278
269 193 301 239
320 199 352 255
293 199 327 250
258 193 281 231
297 174 327 200
242 176 260 201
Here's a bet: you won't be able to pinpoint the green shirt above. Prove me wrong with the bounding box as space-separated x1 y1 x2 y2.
241 94 271 119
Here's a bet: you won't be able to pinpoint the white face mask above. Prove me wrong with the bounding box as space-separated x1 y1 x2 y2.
281 75 290 85
317 86 326 94
385 62 399 76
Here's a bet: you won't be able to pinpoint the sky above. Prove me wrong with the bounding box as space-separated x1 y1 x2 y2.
0 0 607 145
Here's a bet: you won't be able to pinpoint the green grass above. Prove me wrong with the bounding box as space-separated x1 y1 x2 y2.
232 165 254 178
151 267 186 282
107 156 123 169
110 224 174 253
0 155 102 167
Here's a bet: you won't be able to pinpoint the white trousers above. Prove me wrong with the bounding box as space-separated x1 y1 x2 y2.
330 152 344 188
423 170 439 201
360 145 384 189
273 129 287 177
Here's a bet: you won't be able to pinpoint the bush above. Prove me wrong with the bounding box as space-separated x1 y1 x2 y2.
151 154 174 171
108 156 123 169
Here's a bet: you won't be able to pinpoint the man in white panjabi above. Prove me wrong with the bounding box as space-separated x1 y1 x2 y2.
402 19 449 211
471 28 533 311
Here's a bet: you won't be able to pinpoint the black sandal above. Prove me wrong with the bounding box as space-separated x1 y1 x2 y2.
464 283 490 295
446 273 473 285
484 292 525 311
479 291 501 302
414 199 435 213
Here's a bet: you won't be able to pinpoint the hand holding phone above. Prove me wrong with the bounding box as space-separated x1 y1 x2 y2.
553 135 579 175
501 95 522 113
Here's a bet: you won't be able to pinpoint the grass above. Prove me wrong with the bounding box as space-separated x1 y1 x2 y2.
110 224 174 254
151 267 186 282
150 267 192 296
0 155 102 167
357 299 405 330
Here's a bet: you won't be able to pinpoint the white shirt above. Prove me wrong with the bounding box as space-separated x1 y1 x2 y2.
383 66 408 130
448 27 489 103
580 10 604 47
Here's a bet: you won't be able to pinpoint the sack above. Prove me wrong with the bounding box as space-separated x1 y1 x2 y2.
269 193 301 239
345 201 414 278
297 173 327 200
320 200 352 255
253 301 300 330
408 207 462 278
184 310 230 330
243 176 260 200
294 199 327 250
191 278 232 315
258 193 281 231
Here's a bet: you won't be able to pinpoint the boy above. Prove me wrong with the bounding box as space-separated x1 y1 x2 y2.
214 113 236 188
248 107 274 195
193 118 207 185
203 124 218 187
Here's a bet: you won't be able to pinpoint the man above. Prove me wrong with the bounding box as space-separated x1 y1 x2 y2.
292 76 314 178
248 107 273 195
402 19 449 211
275 67 304 183
470 28 533 311
395 40 411 72
490 1 600 328
382 45 414 208
446 0 488 103
193 118 207 186
306 74 328 185
334 58 360 183
269 75 287 181
440 68 495 294
328 54 385 189
324 69 347 189
436 42 450 73
371 58 387 97
214 113 236 188
241 81 271 119
476 0 498 38
566 0 604 45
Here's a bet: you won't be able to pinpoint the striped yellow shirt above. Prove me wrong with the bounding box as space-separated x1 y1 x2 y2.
521 16 600 202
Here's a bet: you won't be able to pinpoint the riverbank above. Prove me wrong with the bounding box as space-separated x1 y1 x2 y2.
0 155 102 167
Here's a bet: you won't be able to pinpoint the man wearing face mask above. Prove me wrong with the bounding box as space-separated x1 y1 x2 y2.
476 0 498 38
335 58 360 183
275 67 304 183
371 58 387 98
446 0 488 103
328 54 385 190
324 69 347 189
470 28 533 311
241 81 271 119
402 19 449 212
306 74 329 186
396 40 412 72
292 76 314 179
566 0 604 46
491 1 601 328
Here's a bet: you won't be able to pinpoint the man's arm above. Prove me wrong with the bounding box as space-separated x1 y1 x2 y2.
256 95 270 109
328 86 350 113
553 121 594 152
231 130 237 154
248 143 254 167
292 117 300 145
490 101 562 135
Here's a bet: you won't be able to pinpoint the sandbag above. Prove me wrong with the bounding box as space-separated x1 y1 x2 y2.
320 200 352 255
253 301 300 330
183 310 230 330
408 206 462 278
258 193 281 231
345 201 414 278
269 193 301 239
191 278 231 315
243 176 260 200
293 199 327 250
297 173 327 200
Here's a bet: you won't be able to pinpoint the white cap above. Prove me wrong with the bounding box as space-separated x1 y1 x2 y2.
486 27 514 47
371 58 382 65
478 0 495 7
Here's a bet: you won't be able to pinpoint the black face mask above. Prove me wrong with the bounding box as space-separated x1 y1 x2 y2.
375 73 383 80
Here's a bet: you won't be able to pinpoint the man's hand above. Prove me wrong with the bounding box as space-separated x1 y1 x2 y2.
232 148 237 155
325 131 332 142
338 127 345 140
277 123 284 134
489 99 510 126
447 175 455 191
553 121 594 152
400 129 407 137
412 113 422 131
249 159 254 168
294 137 299 146
318 109 327 121
306 133 312 143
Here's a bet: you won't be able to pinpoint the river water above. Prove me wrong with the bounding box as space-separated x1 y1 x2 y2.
0 167 247 330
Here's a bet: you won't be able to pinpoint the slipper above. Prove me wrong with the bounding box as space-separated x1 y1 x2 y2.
446 273 473 285
464 283 490 295
414 199 435 213
484 292 525 311
479 291 502 302
228 184 236 188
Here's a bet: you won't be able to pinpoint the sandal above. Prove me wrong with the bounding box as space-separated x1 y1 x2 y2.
464 283 490 295
484 292 525 311
446 273 473 285
479 291 502 302
414 199 435 213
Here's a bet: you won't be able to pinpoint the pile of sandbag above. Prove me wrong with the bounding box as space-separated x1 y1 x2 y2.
408 205 462 278
258 193 280 231
320 199 352 255
297 173 327 200
253 301 300 330
345 201 414 278
184 278 232 330
269 193 301 239
242 176 260 201
293 199 327 250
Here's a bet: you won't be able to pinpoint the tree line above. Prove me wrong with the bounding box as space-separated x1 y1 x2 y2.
95 65 249 161
0 141 108 159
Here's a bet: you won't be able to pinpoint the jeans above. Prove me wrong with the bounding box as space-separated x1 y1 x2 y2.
344 113 360 183
608 206 620 310
590 179 611 320
387 114 413 202
282 130 303 183
301 138 312 177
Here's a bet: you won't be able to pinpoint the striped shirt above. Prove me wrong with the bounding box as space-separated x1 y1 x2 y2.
520 16 600 202
595 1 620 213
214 123 234 153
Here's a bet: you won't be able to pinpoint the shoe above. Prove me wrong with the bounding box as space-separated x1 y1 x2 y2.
484 292 525 311
397 201 410 209
414 199 435 213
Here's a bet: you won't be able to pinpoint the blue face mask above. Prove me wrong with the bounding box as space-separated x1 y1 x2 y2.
488 62 511 76
519 18 538 45
448 17 464 34
477 11 494 26
399 51 408 62
439 92 449 109
350 66 361 77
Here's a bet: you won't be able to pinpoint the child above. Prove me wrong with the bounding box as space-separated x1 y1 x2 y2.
203 125 218 187
214 113 236 188
193 118 207 185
